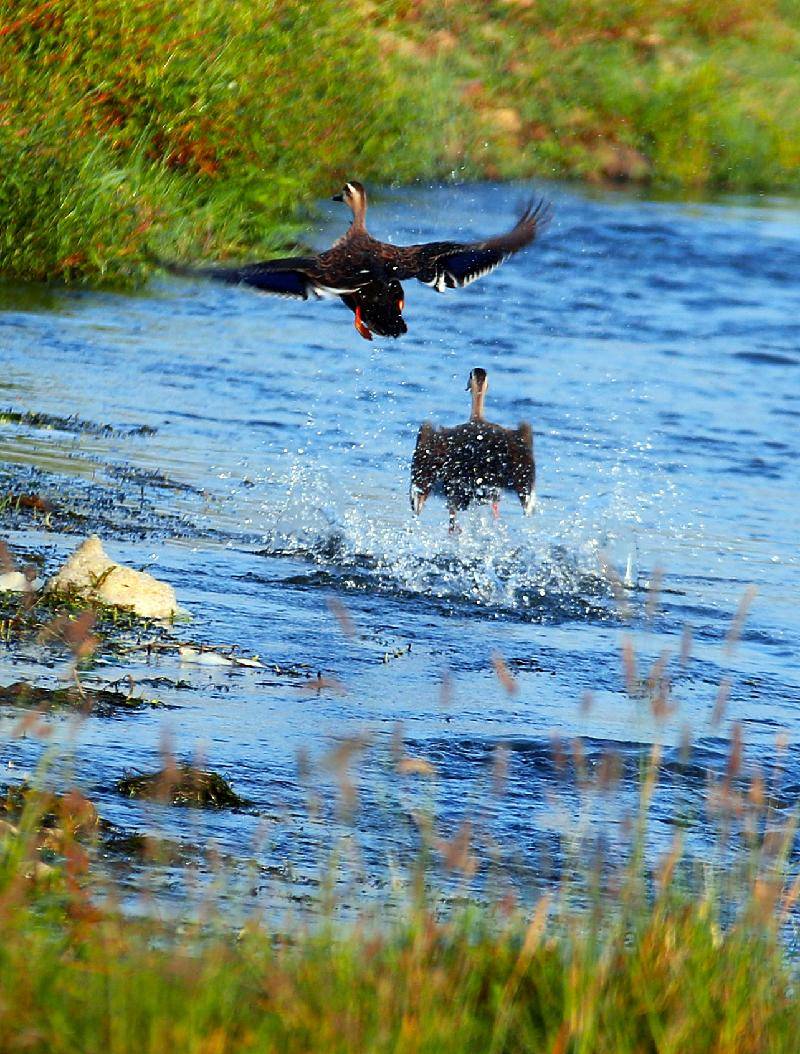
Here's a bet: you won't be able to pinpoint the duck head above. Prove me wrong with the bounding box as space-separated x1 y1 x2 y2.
332 181 367 216
467 367 488 419
345 279 407 340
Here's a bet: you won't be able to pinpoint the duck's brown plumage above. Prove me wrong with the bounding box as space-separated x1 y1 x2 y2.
177 181 550 340
410 368 535 529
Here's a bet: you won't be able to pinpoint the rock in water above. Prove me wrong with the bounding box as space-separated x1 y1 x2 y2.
0 570 42 593
47 536 179 619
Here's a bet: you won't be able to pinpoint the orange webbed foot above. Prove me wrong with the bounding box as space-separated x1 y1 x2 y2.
354 306 373 341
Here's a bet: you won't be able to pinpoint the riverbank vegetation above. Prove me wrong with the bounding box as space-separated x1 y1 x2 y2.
1 0 799 285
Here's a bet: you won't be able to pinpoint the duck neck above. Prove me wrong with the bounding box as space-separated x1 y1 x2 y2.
349 195 367 234
470 388 486 421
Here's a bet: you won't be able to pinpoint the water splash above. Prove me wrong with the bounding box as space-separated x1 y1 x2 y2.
255 459 624 623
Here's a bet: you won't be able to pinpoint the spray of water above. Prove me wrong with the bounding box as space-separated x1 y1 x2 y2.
252 457 653 624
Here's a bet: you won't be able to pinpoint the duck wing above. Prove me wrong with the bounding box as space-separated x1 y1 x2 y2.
390 199 551 292
410 422 448 514
506 422 536 515
160 255 368 300
198 256 334 300
158 256 318 299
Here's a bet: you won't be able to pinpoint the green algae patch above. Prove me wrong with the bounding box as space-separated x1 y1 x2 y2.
0 409 150 437
116 765 248 809
1 782 201 864
0 783 102 874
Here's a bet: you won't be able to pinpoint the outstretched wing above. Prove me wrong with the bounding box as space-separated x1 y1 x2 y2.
156 256 362 300
410 422 447 514
391 199 551 292
507 422 536 514
201 257 320 299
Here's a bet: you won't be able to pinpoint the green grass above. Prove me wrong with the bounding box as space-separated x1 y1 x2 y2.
0 0 439 285
378 0 800 190
1 0 799 285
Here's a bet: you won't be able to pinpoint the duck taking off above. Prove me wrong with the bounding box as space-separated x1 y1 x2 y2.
410 368 536 532
173 182 550 341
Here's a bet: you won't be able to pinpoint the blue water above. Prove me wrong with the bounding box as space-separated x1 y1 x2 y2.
1 182 799 908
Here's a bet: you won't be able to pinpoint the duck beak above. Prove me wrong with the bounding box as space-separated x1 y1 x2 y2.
332 193 344 202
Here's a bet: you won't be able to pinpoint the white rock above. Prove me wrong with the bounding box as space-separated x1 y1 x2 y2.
178 646 264 668
0 571 42 593
46 536 180 620
179 646 232 666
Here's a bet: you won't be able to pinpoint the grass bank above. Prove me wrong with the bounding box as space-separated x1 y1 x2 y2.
381 0 800 190
1 0 799 282
0 0 430 285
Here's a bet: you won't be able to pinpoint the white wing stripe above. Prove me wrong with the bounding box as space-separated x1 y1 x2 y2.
425 252 512 292
311 283 363 298
251 288 308 301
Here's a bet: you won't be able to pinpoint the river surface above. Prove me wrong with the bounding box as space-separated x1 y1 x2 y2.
1 182 799 913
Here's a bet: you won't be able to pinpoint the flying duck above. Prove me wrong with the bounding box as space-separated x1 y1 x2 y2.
410 368 535 532
180 182 550 341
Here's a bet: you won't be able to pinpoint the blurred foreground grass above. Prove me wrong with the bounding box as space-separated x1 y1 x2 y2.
1 737 799 1053
0 551 798 1050
1 0 799 284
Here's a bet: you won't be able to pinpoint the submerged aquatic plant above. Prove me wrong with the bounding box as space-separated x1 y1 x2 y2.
0 680 162 716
